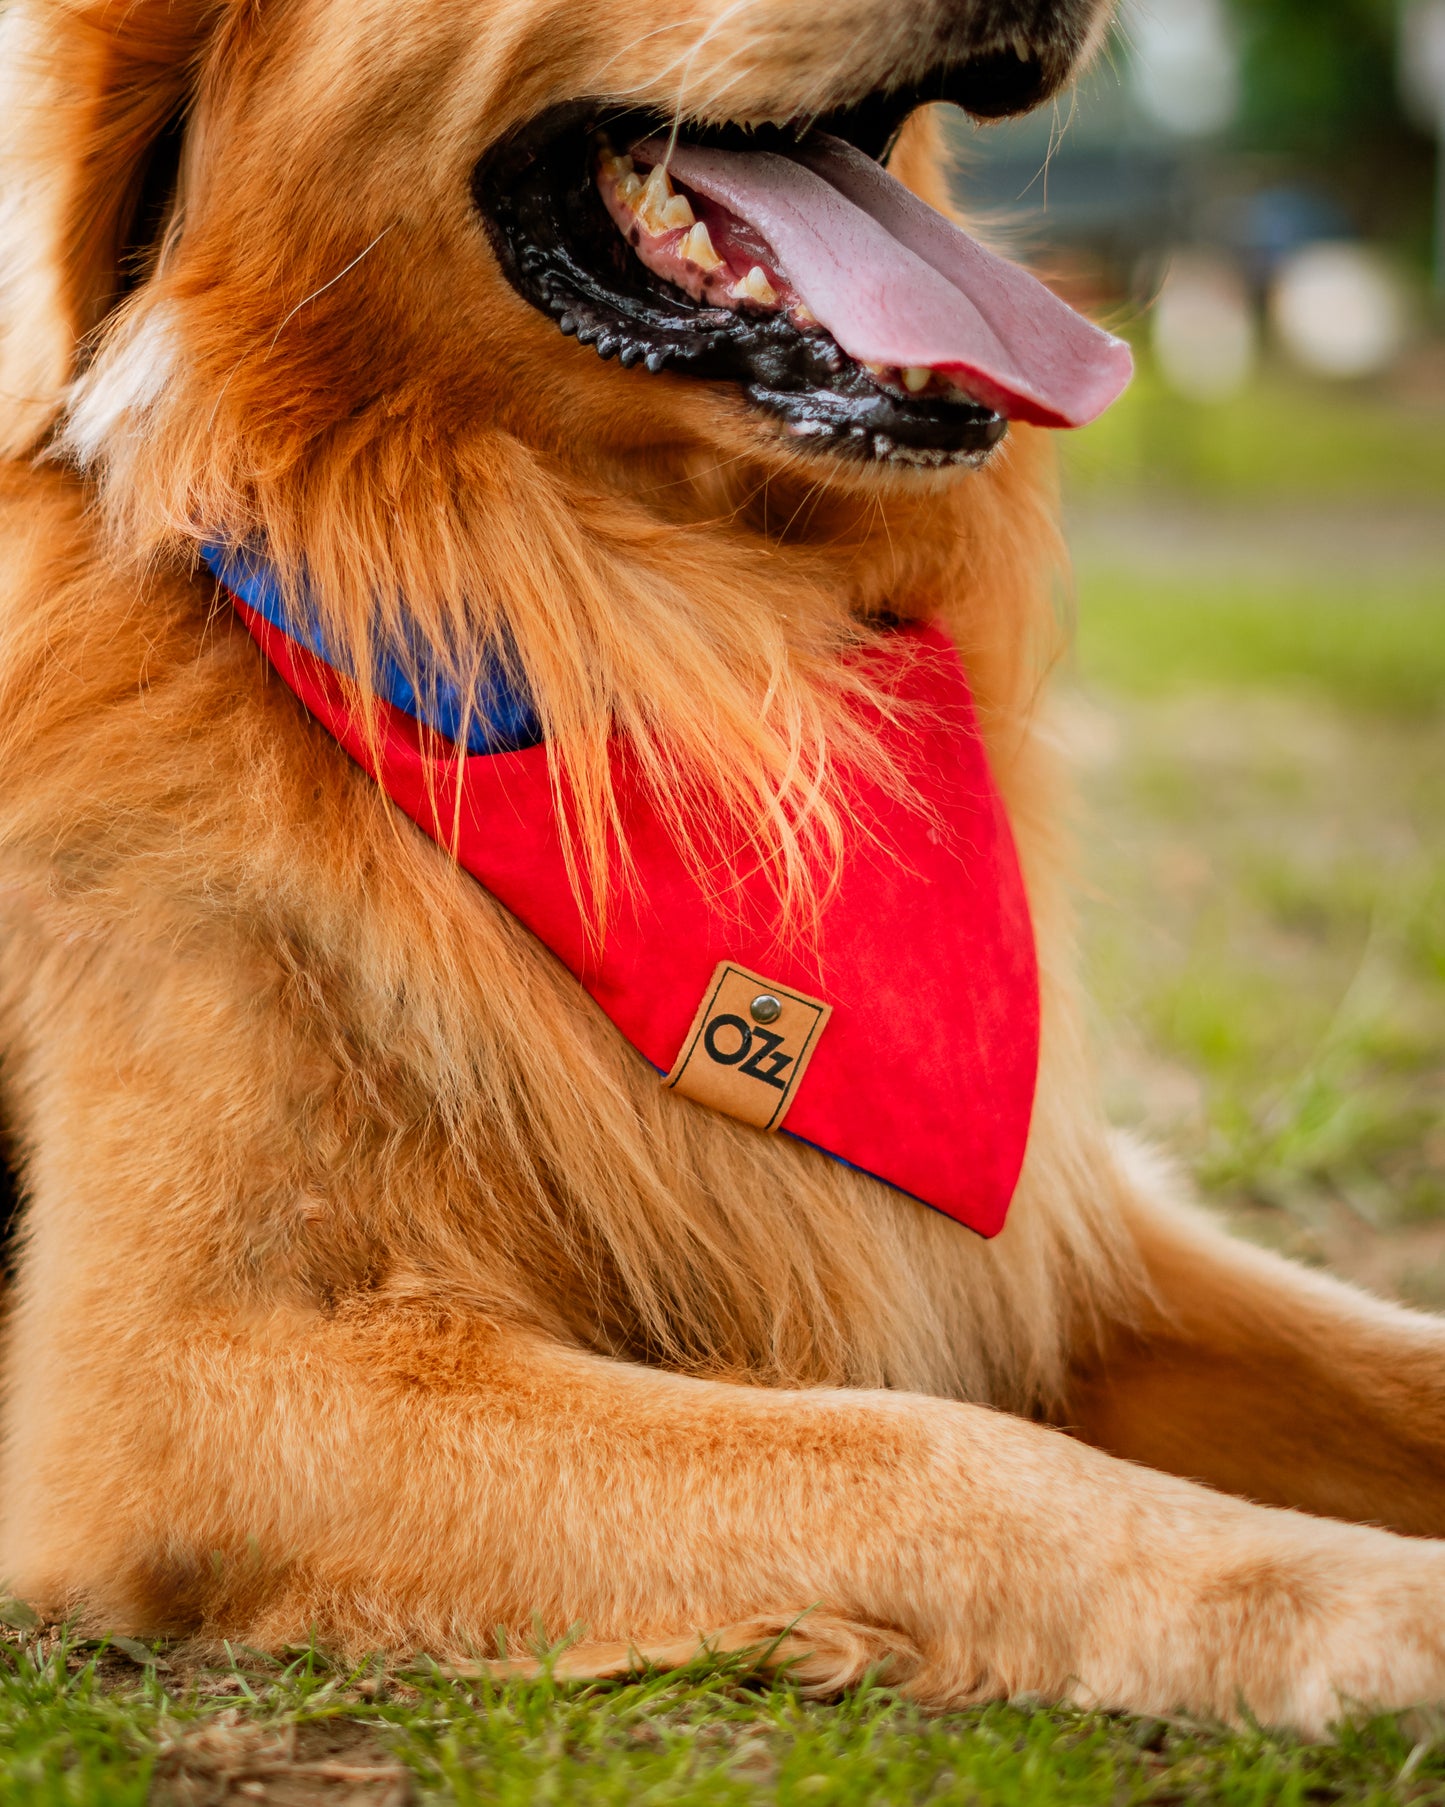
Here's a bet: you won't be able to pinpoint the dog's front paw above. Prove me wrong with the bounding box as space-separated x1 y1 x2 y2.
1288 1558 1445 1733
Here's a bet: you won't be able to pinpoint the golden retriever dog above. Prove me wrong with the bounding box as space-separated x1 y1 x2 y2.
1 0 1444 1734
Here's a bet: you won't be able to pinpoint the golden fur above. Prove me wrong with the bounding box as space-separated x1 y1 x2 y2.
1 0 1444 1731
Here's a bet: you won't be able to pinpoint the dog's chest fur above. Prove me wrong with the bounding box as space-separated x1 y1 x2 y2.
0 465 1129 1416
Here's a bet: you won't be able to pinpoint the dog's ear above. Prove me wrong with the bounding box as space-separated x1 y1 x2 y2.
0 0 219 457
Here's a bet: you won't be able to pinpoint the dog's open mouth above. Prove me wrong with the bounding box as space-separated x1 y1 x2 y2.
475 79 1132 467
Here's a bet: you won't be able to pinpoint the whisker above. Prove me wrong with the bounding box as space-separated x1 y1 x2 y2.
206 227 395 435
266 225 394 353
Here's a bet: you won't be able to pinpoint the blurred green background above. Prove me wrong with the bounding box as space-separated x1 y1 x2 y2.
962 0 1445 1307
1063 376 1444 1306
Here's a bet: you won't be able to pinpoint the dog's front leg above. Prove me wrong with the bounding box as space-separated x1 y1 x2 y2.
4 1302 1444 1732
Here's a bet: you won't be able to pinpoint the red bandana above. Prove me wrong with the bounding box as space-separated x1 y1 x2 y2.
233 598 1038 1236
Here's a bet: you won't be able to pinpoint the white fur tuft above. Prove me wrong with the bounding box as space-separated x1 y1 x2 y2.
62 305 182 469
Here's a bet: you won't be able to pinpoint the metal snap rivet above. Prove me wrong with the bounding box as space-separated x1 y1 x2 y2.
750 994 783 1026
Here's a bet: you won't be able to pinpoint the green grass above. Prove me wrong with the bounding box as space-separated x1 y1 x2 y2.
8 1628 1445 1805
1074 571 1445 717
1067 472 1445 1296
1064 360 1445 502
1074 668 1445 1264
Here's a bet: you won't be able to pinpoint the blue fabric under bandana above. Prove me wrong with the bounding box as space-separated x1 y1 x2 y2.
201 543 543 756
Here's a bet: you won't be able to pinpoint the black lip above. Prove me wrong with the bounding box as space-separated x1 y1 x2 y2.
474 87 1018 466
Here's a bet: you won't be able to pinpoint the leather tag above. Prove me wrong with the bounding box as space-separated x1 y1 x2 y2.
664 962 832 1131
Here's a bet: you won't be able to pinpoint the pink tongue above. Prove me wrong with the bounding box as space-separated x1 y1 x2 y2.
634 133 1132 429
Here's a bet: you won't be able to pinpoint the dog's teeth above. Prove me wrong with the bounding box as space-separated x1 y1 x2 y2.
679 222 724 270
616 171 643 206
792 302 818 328
865 362 889 380
731 265 778 307
638 164 674 230
660 193 695 231
903 366 931 394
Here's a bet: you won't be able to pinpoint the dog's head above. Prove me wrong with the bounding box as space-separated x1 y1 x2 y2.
0 0 1117 900
2 0 1121 475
